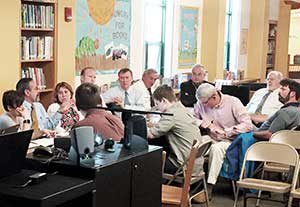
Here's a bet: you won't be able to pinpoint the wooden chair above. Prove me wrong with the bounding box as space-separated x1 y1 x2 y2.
256 130 300 206
162 151 167 175
162 139 202 207
233 142 299 207
163 141 212 206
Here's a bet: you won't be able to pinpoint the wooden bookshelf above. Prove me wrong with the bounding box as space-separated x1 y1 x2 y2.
20 0 57 108
266 20 277 77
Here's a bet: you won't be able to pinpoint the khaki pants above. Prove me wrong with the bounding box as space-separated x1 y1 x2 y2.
202 135 231 185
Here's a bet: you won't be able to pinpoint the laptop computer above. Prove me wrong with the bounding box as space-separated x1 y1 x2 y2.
0 129 33 178
0 124 20 135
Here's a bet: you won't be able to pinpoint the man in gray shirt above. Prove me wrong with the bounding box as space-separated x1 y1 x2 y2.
147 85 203 174
254 78 300 140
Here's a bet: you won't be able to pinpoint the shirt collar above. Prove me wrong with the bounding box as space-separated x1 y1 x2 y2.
23 100 32 109
118 85 132 93
86 108 105 116
281 102 300 109
213 91 224 108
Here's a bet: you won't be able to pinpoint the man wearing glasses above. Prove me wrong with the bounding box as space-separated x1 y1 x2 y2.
193 83 253 198
246 71 283 126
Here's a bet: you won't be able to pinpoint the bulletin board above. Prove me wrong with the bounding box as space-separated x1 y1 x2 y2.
75 0 131 74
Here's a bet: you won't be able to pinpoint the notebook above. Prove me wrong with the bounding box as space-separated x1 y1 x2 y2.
0 130 33 178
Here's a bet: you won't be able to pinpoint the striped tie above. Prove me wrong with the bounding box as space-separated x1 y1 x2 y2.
124 91 130 106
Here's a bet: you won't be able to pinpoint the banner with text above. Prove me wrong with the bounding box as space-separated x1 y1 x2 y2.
76 0 131 74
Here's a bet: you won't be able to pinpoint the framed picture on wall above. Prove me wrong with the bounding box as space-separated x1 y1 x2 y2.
178 6 199 69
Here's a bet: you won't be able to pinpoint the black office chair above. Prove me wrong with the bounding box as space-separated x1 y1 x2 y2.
240 83 267 91
221 85 250 106
130 115 147 140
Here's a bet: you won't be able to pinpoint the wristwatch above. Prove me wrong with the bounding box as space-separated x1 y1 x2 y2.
23 119 30 124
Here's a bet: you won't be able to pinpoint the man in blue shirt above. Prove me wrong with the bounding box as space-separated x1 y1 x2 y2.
16 78 63 137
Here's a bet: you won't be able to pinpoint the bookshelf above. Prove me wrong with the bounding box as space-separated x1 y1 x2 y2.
20 0 57 108
266 20 277 77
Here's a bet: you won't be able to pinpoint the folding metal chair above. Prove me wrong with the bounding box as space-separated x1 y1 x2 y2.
233 142 299 207
256 130 300 206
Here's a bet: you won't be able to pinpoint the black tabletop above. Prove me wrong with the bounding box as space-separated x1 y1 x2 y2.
0 169 94 206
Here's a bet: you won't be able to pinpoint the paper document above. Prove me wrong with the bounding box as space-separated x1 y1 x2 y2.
29 138 54 149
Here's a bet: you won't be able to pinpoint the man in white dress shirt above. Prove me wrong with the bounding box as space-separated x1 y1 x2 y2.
132 69 159 110
246 71 283 126
16 78 62 138
102 68 145 110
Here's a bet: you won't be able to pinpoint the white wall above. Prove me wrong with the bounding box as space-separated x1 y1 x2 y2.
238 0 250 71
269 0 280 20
289 9 300 64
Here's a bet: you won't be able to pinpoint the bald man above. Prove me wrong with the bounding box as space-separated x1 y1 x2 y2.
180 64 212 107
80 67 96 84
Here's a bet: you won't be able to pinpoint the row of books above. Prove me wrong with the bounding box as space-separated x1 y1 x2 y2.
267 55 274 66
21 4 54 29
268 40 276 54
21 36 53 60
21 67 47 89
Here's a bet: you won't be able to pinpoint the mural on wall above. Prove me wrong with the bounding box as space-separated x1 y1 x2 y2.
178 6 198 69
75 0 131 74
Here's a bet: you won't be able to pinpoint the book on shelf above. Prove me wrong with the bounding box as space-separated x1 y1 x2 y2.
21 67 46 90
268 40 276 54
269 25 277 37
21 3 54 29
21 36 53 60
267 55 274 65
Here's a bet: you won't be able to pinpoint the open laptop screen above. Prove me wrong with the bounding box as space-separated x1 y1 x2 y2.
0 124 20 135
0 130 33 178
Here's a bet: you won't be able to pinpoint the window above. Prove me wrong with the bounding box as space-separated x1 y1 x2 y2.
144 0 172 76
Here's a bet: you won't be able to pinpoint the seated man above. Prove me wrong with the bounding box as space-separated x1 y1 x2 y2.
254 78 300 140
16 78 61 137
180 64 212 107
132 68 159 110
147 85 203 174
75 83 124 141
246 71 283 126
80 66 97 84
102 68 145 111
79 66 107 108
194 83 253 196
